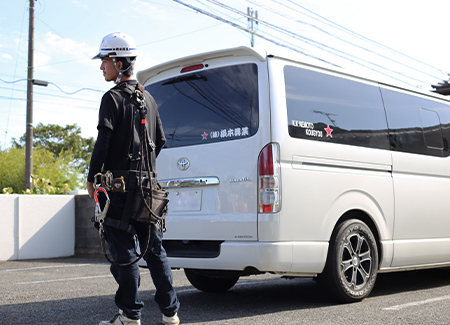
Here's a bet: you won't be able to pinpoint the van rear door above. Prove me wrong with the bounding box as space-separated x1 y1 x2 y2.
140 52 269 244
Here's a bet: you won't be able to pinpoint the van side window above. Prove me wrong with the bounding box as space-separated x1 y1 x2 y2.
146 64 259 148
284 66 389 150
420 108 444 150
380 88 449 157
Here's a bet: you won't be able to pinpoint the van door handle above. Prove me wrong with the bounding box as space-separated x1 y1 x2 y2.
159 177 220 189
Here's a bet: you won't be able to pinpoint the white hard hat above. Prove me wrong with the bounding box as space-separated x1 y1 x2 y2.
92 32 137 60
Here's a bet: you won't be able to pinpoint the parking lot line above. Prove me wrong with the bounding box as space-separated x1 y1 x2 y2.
383 295 450 311
16 274 111 285
2 263 92 272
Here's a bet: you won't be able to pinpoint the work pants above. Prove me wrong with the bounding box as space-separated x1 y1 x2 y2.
104 222 180 320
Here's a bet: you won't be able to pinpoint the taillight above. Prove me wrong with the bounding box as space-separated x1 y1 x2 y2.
258 143 280 213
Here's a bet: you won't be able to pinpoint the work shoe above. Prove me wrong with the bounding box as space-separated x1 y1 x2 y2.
99 310 141 325
162 312 180 325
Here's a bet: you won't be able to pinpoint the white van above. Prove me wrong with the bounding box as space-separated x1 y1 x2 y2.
137 47 450 302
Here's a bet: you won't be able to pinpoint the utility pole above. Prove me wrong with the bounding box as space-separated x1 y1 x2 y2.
25 0 49 191
25 0 35 191
247 7 258 47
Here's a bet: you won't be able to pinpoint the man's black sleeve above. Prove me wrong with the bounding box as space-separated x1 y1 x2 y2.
155 108 166 158
147 94 166 157
87 127 112 183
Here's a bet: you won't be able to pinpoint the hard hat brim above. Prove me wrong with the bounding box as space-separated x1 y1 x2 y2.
92 53 109 60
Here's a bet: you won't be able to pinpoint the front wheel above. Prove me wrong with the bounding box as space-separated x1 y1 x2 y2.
320 219 378 302
184 269 240 292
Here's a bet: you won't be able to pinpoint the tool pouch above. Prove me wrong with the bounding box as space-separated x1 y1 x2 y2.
130 176 169 224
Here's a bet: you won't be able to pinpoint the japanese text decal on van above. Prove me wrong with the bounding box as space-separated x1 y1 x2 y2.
203 127 250 140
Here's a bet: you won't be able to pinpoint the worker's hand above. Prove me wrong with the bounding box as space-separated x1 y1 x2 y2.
87 181 95 199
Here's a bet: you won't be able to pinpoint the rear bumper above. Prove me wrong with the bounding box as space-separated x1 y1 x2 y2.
164 241 328 276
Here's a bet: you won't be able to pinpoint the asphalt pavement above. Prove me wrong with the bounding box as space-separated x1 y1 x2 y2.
2 255 450 325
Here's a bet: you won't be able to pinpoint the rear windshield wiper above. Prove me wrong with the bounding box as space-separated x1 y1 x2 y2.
162 74 207 85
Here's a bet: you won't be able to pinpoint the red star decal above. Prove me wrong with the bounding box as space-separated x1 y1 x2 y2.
324 125 333 137
202 132 208 140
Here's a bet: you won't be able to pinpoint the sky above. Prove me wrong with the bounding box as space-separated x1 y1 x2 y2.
1 0 450 149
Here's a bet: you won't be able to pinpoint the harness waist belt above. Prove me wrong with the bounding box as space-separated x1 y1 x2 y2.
94 170 156 192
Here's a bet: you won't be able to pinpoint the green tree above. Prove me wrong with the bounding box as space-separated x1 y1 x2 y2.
0 146 24 193
0 146 80 194
12 123 94 187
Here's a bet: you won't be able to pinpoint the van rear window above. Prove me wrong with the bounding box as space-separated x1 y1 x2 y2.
146 63 259 148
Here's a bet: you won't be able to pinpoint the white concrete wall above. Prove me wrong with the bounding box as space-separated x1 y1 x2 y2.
0 195 75 261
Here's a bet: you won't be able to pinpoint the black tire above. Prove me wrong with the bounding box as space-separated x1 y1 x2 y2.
184 269 239 292
320 219 378 303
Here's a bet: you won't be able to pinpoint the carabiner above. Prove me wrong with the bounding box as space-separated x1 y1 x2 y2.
94 187 110 234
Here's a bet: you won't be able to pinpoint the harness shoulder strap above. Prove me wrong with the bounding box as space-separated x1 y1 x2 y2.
119 84 154 231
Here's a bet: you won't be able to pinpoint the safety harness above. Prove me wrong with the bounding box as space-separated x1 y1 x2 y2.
93 83 167 266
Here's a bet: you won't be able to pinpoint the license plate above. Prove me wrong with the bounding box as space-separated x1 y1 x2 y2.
169 189 202 212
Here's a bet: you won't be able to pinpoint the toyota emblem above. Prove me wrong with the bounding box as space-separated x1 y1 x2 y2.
177 158 190 171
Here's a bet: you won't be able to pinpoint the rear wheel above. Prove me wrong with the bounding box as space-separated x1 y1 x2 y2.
184 269 240 292
320 219 378 302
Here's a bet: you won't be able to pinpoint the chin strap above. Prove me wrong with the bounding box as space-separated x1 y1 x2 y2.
112 57 135 84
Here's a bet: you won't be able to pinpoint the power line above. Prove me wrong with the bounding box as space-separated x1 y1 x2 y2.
47 82 103 95
283 0 448 77
202 0 428 87
248 0 444 82
141 0 194 11
0 78 28 84
266 0 447 82
0 96 26 102
171 0 339 67
138 17 243 47
170 0 422 87
4 0 28 148
0 77 103 95
175 0 447 89
0 85 100 105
